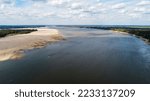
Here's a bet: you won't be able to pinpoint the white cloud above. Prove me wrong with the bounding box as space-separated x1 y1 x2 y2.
0 0 14 4
0 0 149 25
112 3 126 9
137 0 150 6
133 7 146 12
47 0 72 7
0 0 15 8
70 3 82 10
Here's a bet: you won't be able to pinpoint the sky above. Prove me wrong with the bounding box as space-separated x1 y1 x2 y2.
0 0 150 25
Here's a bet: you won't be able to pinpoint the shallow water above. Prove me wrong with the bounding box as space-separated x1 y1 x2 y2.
0 27 150 84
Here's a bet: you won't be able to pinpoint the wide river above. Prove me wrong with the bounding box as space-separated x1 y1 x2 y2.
0 27 150 84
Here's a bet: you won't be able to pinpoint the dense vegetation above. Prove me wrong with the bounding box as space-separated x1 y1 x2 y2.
75 26 150 42
0 29 37 37
0 25 45 29
112 28 150 41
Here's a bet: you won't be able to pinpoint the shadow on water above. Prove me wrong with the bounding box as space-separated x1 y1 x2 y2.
0 27 150 84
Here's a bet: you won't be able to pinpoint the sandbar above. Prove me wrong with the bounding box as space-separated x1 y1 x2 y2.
0 28 64 61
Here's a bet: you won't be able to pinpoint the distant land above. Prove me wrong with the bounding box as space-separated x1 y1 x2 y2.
0 25 150 42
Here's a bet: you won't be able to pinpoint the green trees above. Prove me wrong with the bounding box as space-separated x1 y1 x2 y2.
0 29 37 37
112 28 150 41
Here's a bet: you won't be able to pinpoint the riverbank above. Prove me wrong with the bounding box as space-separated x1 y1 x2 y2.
75 25 150 43
112 28 150 43
0 28 64 61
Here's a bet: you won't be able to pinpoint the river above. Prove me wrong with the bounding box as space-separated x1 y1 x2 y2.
0 27 150 84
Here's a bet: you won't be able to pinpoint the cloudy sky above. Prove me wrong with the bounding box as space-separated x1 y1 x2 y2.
0 0 150 25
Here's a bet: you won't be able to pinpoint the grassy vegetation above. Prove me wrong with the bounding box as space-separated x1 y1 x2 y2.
0 29 37 38
112 28 150 41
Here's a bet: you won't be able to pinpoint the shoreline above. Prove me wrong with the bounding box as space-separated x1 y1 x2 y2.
0 28 64 62
112 30 150 44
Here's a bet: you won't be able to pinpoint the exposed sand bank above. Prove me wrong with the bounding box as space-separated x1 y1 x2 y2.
0 28 64 61
112 30 129 35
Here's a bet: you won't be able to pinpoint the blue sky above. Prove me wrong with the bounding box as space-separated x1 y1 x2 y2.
0 0 150 25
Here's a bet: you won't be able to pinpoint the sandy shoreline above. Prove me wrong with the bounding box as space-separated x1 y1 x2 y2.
0 28 64 61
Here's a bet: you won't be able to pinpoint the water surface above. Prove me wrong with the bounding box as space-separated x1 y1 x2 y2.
0 27 150 84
